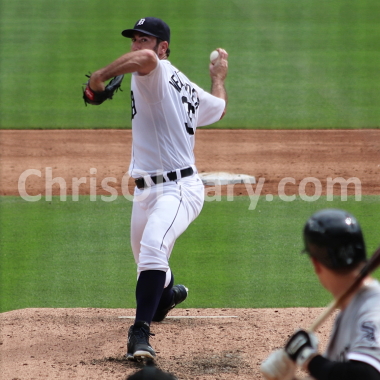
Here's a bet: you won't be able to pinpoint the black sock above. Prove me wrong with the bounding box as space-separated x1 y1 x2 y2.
156 272 174 311
135 270 166 324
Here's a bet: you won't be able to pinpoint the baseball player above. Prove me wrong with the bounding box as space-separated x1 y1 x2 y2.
261 208 380 380
87 17 228 360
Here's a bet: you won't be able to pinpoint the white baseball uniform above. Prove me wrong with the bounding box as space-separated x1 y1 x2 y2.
324 279 380 372
129 57 225 286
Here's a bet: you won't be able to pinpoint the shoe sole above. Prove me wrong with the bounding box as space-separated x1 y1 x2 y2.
126 350 155 361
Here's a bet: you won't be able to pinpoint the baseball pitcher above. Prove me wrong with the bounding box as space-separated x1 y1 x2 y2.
84 17 228 360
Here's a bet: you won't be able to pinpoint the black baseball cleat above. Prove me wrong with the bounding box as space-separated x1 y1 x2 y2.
126 321 156 361
152 284 188 322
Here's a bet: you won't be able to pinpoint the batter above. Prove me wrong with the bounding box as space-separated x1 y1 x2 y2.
261 209 380 380
88 17 228 360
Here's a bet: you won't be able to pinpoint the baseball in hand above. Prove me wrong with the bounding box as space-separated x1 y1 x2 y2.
210 50 219 63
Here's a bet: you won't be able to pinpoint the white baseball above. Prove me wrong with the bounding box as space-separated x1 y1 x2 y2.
210 50 219 63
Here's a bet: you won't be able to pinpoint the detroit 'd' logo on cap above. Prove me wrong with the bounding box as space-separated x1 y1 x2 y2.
136 19 145 26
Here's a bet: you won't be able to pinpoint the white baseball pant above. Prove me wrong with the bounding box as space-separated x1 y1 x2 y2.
131 173 204 287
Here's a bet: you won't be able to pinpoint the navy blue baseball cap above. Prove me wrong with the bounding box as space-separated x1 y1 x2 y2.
122 17 170 43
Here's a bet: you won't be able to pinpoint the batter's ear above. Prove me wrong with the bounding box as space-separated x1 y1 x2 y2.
311 257 322 274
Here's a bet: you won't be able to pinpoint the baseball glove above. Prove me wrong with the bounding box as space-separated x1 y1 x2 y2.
82 74 124 106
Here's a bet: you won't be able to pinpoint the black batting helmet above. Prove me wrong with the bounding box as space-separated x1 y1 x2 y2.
303 209 367 270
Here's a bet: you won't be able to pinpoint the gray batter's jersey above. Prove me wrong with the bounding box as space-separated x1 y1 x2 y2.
129 58 225 178
324 279 380 372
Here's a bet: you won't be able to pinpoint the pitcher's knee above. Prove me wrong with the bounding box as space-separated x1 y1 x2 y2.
138 244 169 273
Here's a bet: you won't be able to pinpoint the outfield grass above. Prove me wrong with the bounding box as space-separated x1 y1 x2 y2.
1 0 380 129
1 195 379 313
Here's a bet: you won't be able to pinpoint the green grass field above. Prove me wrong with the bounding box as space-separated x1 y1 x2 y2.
1 0 379 313
1 195 379 313
1 0 380 129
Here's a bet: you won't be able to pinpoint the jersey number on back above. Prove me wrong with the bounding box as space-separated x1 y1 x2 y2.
169 71 199 135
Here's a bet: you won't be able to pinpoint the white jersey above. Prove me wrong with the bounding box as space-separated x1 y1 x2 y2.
129 58 225 177
324 279 380 372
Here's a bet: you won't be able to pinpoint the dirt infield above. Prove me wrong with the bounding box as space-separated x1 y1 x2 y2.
1 129 379 197
0 129 379 379
0 308 337 380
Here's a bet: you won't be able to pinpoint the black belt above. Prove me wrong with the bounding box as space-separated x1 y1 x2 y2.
135 167 194 189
